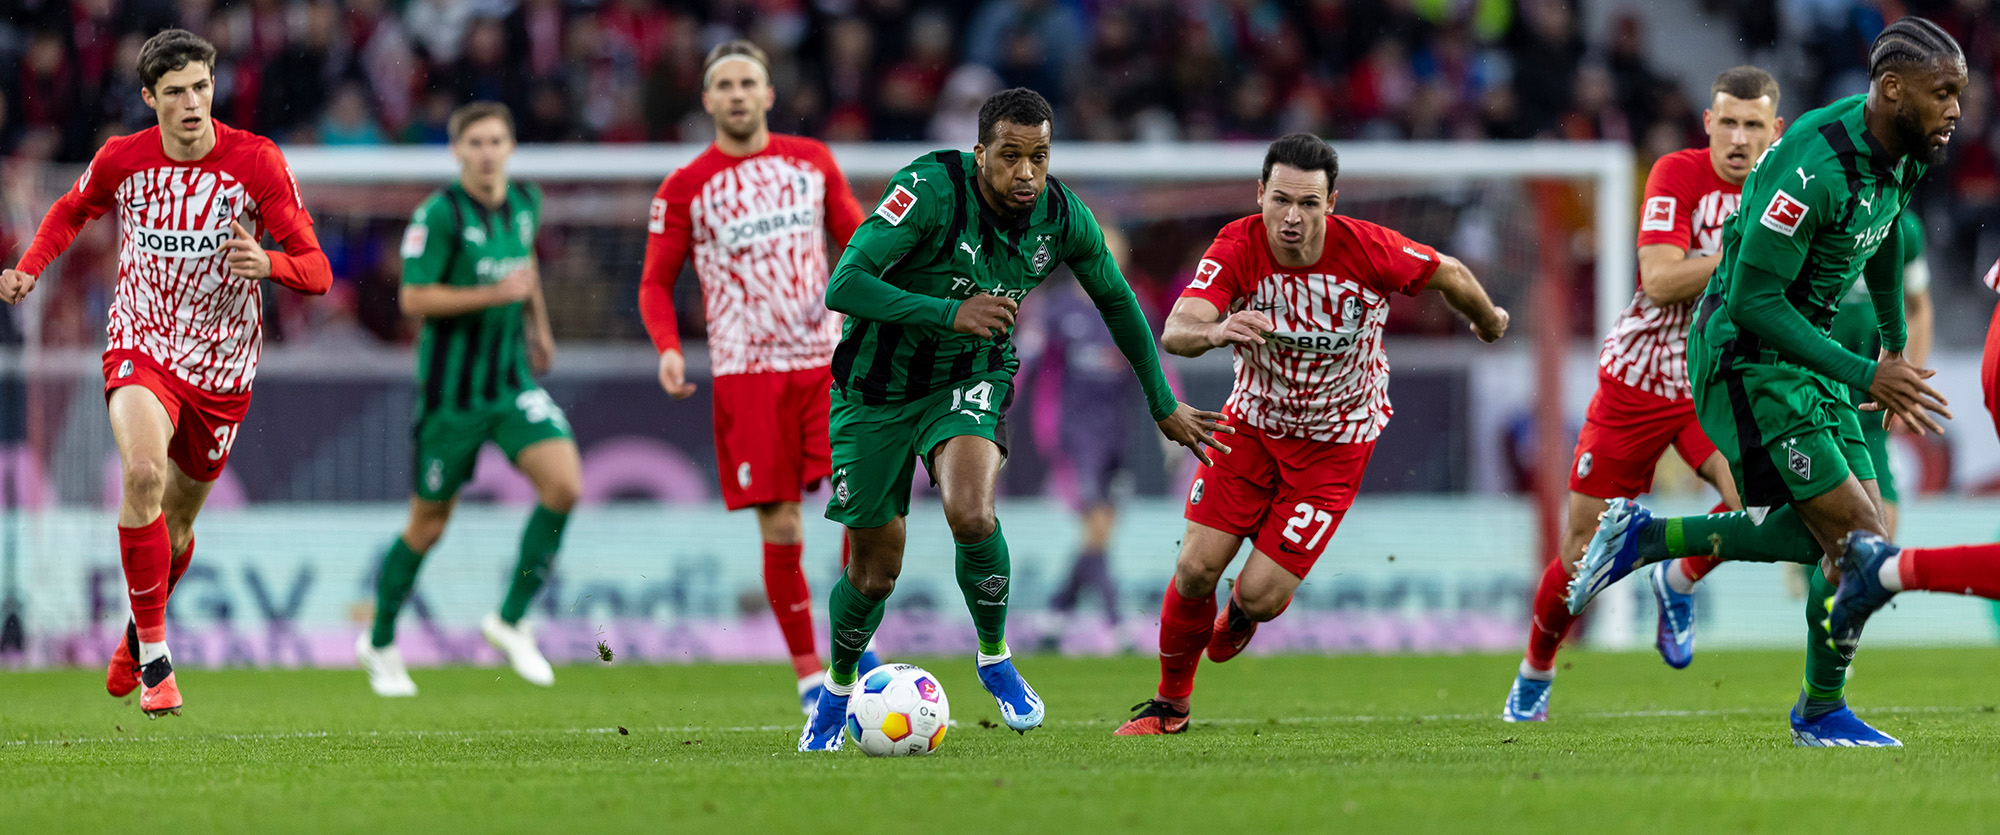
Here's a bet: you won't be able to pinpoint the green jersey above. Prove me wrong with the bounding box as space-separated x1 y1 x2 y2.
1694 94 1923 392
826 150 1176 421
401 181 542 414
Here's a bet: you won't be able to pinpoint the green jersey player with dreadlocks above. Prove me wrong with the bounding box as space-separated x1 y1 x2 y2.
356 102 583 697
1564 18 1998 748
798 89 1228 751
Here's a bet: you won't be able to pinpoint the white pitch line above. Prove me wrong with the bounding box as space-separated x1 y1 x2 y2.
6 704 1989 749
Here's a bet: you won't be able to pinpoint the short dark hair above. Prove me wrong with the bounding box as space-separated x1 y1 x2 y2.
448 101 514 142
1261 133 1338 189
977 88 1054 146
703 40 770 90
1870 16 1963 81
1711 66 1780 108
137 29 217 92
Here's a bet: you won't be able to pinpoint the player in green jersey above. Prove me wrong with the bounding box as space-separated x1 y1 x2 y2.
798 89 1228 750
357 103 583 697
1565 18 1967 747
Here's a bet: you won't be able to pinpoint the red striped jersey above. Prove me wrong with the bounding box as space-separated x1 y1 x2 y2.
639 134 864 377
17 121 320 394
1182 214 1441 443
1599 147 1740 400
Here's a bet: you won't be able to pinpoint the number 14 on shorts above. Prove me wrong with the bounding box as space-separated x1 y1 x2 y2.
951 381 995 419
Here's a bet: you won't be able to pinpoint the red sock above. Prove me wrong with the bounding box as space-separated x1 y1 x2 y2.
1673 503 1731 584
762 541 819 679
167 537 194 595
1523 558 1575 672
1899 544 2000 599
120 516 172 644
1156 581 1216 702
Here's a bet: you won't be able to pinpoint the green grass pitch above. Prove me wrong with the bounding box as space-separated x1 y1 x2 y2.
7 649 2000 833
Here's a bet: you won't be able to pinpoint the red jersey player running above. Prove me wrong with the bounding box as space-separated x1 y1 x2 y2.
0 29 330 717
638 41 876 713
1502 67 1780 723
1116 134 1508 735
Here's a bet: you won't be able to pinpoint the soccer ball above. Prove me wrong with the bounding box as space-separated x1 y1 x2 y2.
845 663 950 757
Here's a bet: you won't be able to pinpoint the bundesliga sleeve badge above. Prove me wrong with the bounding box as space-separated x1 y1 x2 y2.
1760 190 1809 237
1641 196 1676 232
876 185 918 226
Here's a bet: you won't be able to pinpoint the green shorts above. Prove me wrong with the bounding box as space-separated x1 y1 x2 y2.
412 388 574 502
1691 360 1873 509
825 377 1012 529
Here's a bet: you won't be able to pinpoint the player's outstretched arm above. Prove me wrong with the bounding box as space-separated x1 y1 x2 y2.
400 271 534 318
1160 297 1273 357
1426 255 1508 342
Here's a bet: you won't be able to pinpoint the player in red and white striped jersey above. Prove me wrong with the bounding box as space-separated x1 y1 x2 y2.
637 41 870 712
0 30 330 717
1503 68 1782 723
1117 134 1508 734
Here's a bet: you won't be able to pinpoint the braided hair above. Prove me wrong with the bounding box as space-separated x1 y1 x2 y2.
1870 17 1963 80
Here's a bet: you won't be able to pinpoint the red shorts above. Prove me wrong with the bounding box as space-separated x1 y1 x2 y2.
1568 372 1717 499
1182 415 1374 579
101 349 252 483
1982 300 2000 442
711 365 833 511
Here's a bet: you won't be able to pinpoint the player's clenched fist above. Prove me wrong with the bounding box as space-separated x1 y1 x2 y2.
1472 306 1509 343
1209 309 1274 348
222 221 272 279
0 269 36 304
951 293 1017 339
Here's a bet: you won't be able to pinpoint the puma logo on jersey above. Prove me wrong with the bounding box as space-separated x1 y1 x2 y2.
1796 168 1817 188
1858 194 1874 213
909 174 928 186
960 242 981 263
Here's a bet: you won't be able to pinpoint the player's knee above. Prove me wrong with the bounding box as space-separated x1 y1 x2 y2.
943 503 996 543
1237 584 1291 622
1172 556 1223 599
846 564 899 599
403 519 447 553
756 505 803 544
539 479 581 514
121 459 168 507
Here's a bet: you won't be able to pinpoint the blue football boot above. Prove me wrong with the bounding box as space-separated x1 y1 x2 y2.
1501 673 1551 722
1828 531 1900 658
797 683 848 752
975 657 1045 733
1568 498 1656 615
1648 562 1697 669
1790 706 1902 748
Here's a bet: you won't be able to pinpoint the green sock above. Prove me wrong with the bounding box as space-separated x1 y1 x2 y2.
371 536 427 648
1637 506 1821 565
954 522 1011 658
499 505 568 624
827 576 887 686
1796 564 1848 720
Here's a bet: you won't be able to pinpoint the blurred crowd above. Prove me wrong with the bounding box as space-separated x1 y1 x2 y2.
0 0 1855 159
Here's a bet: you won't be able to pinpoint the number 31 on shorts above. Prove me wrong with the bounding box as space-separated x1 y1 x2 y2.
1282 502 1335 550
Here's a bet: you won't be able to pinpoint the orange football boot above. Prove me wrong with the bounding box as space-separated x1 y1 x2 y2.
1114 699 1190 735
1205 588 1256 663
106 623 140 698
139 657 182 718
